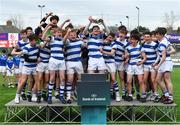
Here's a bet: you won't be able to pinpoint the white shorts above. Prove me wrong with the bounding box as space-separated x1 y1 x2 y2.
22 66 37 75
88 57 107 71
19 61 24 74
6 69 14 76
48 58 66 71
14 68 20 74
0 66 6 74
106 63 116 73
115 62 125 71
66 61 84 74
158 61 173 73
127 65 144 75
36 62 49 73
144 65 156 72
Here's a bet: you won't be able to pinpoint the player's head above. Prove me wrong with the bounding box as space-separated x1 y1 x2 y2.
118 25 127 31
119 29 127 41
20 29 27 40
54 27 63 37
143 31 152 42
28 34 38 46
106 32 115 42
34 27 43 38
91 25 100 35
26 27 33 36
1 49 6 54
130 34 140 46
155 27 167 40
69 29 77 41
151 30 158 41
50 15 59 25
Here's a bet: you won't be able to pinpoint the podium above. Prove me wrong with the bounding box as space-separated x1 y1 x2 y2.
77 73 110 125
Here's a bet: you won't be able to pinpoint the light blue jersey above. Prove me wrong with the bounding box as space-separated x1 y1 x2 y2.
158 37 171 61
87 34 104 58
50 37 64 60
103 41 116 63
17 39 29 62
126 44 142 65
141 41 158 65
115 38 130 63
39 42 51 63
65 39 84 61
22 44 39 68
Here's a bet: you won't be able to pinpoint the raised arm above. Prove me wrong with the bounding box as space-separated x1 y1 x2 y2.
83 16 93 35
11 48 23 56
59 19 71 29
63 28 71 43
42 24 52 41
100 19 110 35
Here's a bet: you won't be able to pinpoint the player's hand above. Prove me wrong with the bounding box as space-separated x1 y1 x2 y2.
122 54 125 59
137 61 142 66
37 58 41 63
154 65 159 71
67 28 71 33
48 12 53 16
88 16 93 23
99 47 103 53
64 19 71 23
151 63 157 67
47 23 53 28
98 19 104 23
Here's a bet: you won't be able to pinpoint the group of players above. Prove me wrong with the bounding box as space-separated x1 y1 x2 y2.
0 12 175 104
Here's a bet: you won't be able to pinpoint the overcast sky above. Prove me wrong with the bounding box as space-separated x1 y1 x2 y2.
0 0 180 31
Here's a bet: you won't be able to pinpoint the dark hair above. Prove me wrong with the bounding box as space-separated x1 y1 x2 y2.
155 27 167 35
2 49 6 53
50 15 59 22
20 29 27 34
119 29 128 35
65 23 74 29
26 27 33 31
118 25 127 31
130 34 140 41
151 30 157 35
108 32 115 38
143 31 152 36
34 27 42 36
92 25 100 31
130 29 139 35
27 34 38 41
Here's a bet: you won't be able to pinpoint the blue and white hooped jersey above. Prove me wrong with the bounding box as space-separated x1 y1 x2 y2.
39 42 51 63
141 41 158 65
0 55 7 66
22 44 39 68
103 41 117 63
6 58 14 69
65 39 84 61
17 39 29 62
115 38 130 63
87 34 104 58
126 44 142 65
50 37 64 60
158 37 171 61
13 55 20 68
